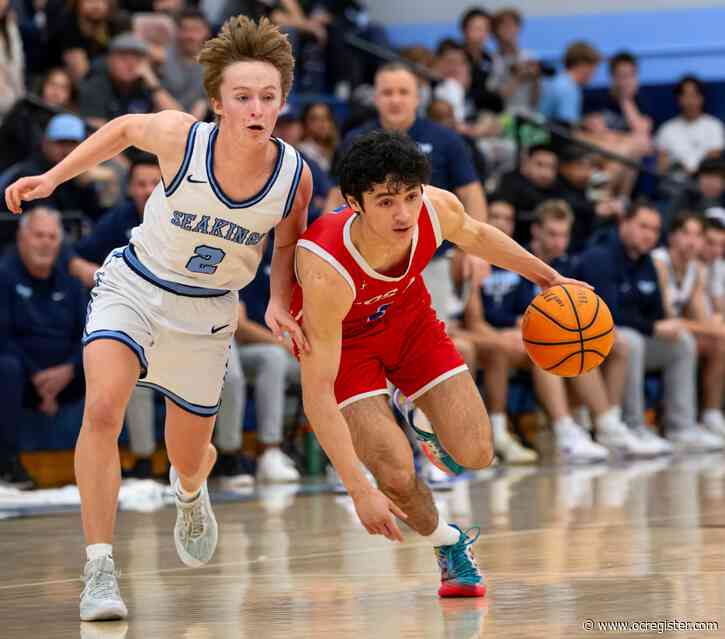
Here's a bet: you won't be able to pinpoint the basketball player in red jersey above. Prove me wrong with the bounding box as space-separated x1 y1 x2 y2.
291 131 590 597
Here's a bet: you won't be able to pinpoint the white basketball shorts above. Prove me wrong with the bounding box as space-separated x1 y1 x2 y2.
83 248 239 416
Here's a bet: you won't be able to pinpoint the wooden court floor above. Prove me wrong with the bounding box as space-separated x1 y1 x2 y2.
2 455 725 638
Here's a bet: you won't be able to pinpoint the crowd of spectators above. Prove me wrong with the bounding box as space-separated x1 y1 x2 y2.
1 1 724 489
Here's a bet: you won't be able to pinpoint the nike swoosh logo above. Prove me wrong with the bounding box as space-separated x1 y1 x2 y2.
211 323 230 334
187 175 206 184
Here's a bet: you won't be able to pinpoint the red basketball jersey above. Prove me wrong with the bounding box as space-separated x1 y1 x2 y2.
290 193 444 338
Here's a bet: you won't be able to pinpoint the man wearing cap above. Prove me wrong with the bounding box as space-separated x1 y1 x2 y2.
0 114 103 221
79 32 181 131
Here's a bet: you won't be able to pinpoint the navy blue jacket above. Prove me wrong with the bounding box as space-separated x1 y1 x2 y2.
333 117 478 192
575 233 664 335
73 198 140 265
0 250 87 376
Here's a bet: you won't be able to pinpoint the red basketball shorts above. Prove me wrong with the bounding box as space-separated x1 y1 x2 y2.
333 305 467 408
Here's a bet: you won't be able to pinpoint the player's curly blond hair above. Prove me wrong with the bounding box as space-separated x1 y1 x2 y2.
197 15 295 103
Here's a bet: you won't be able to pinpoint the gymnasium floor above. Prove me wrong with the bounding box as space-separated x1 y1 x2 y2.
2 455 724 639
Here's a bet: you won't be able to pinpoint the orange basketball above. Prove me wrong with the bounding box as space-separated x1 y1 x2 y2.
521 284 615 377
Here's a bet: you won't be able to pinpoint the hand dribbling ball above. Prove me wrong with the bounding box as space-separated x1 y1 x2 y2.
521 284 615 377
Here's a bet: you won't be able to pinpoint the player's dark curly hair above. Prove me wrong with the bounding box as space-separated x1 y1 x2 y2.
338 130 432 210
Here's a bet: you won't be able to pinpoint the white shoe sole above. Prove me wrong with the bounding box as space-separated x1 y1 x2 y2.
80 602 128 622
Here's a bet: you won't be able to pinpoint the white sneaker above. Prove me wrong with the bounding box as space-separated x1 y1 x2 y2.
702 411 725 438
170 466 218 567
632 425 673 455
495 430 539 464
597 420 660 457
80 556 128 621
555 420 610 463
668 425 724 452
256 449 301 483
420 457 454 491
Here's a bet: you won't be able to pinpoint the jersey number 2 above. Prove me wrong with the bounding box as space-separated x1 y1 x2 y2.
186 245 226 274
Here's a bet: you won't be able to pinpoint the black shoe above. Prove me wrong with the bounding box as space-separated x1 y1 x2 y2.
0 456 35 490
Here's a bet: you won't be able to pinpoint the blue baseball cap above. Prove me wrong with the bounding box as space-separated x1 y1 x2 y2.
46 114 85 142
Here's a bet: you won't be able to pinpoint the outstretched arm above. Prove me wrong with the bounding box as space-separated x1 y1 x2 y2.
4 110 193 213
266 163 312 351
431 186 589 291
297 248 407 541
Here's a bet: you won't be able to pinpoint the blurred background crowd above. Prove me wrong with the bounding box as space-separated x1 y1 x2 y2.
0 0 724 492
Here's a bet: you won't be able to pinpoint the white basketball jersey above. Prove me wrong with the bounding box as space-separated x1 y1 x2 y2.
129 121 303 293
652 247 698 317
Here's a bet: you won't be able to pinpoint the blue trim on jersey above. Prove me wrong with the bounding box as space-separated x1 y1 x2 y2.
282 150 303 219
137 381 220 416
206 126 284 209
164 122 201 197
123 244 229 298
82 329 149 378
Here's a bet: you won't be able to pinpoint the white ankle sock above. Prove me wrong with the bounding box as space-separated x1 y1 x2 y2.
553 415 576 432
86 543 113 562
425 518 461 547
175 481 201 503
595 407 620 431
703 409 725 426
490 413 508 442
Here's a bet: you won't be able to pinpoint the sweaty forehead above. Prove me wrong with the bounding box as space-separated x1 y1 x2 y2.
367 179 420 198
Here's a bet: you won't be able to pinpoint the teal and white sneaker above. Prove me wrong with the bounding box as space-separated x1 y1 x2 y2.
80 556 128 621
392 389 465 476
170 466 218 567
434 525 487 598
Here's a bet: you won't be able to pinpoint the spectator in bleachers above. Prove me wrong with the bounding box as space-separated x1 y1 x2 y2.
15 0 64 78
458 6 503 114
79 32 180 131
538 41 600 125
68 153 158 286
50 0 128 85
527 200 667 456
299 102 338 173
0 113 104 221
575 199 723 451
652 211 725 438
312 0 391 95
489 7 541 113
464 199 610 463
273 105 331 222
673 157 725 217
427 98 487 185
556 144 625 253
493 143 560 244
158 9 210 119
433 39 473 126
0 208 88 488
700 214 725 317
217 298 301 483
0 67 75 173
328 62 488 320
0 0 26 121
656 75 725 176
586 51 653 138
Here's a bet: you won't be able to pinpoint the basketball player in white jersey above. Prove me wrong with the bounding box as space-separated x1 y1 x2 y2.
4 17 312 621
652 211 725 437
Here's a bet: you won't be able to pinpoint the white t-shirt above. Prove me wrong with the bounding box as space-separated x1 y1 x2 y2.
704 258 725 314
655 114 725 173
